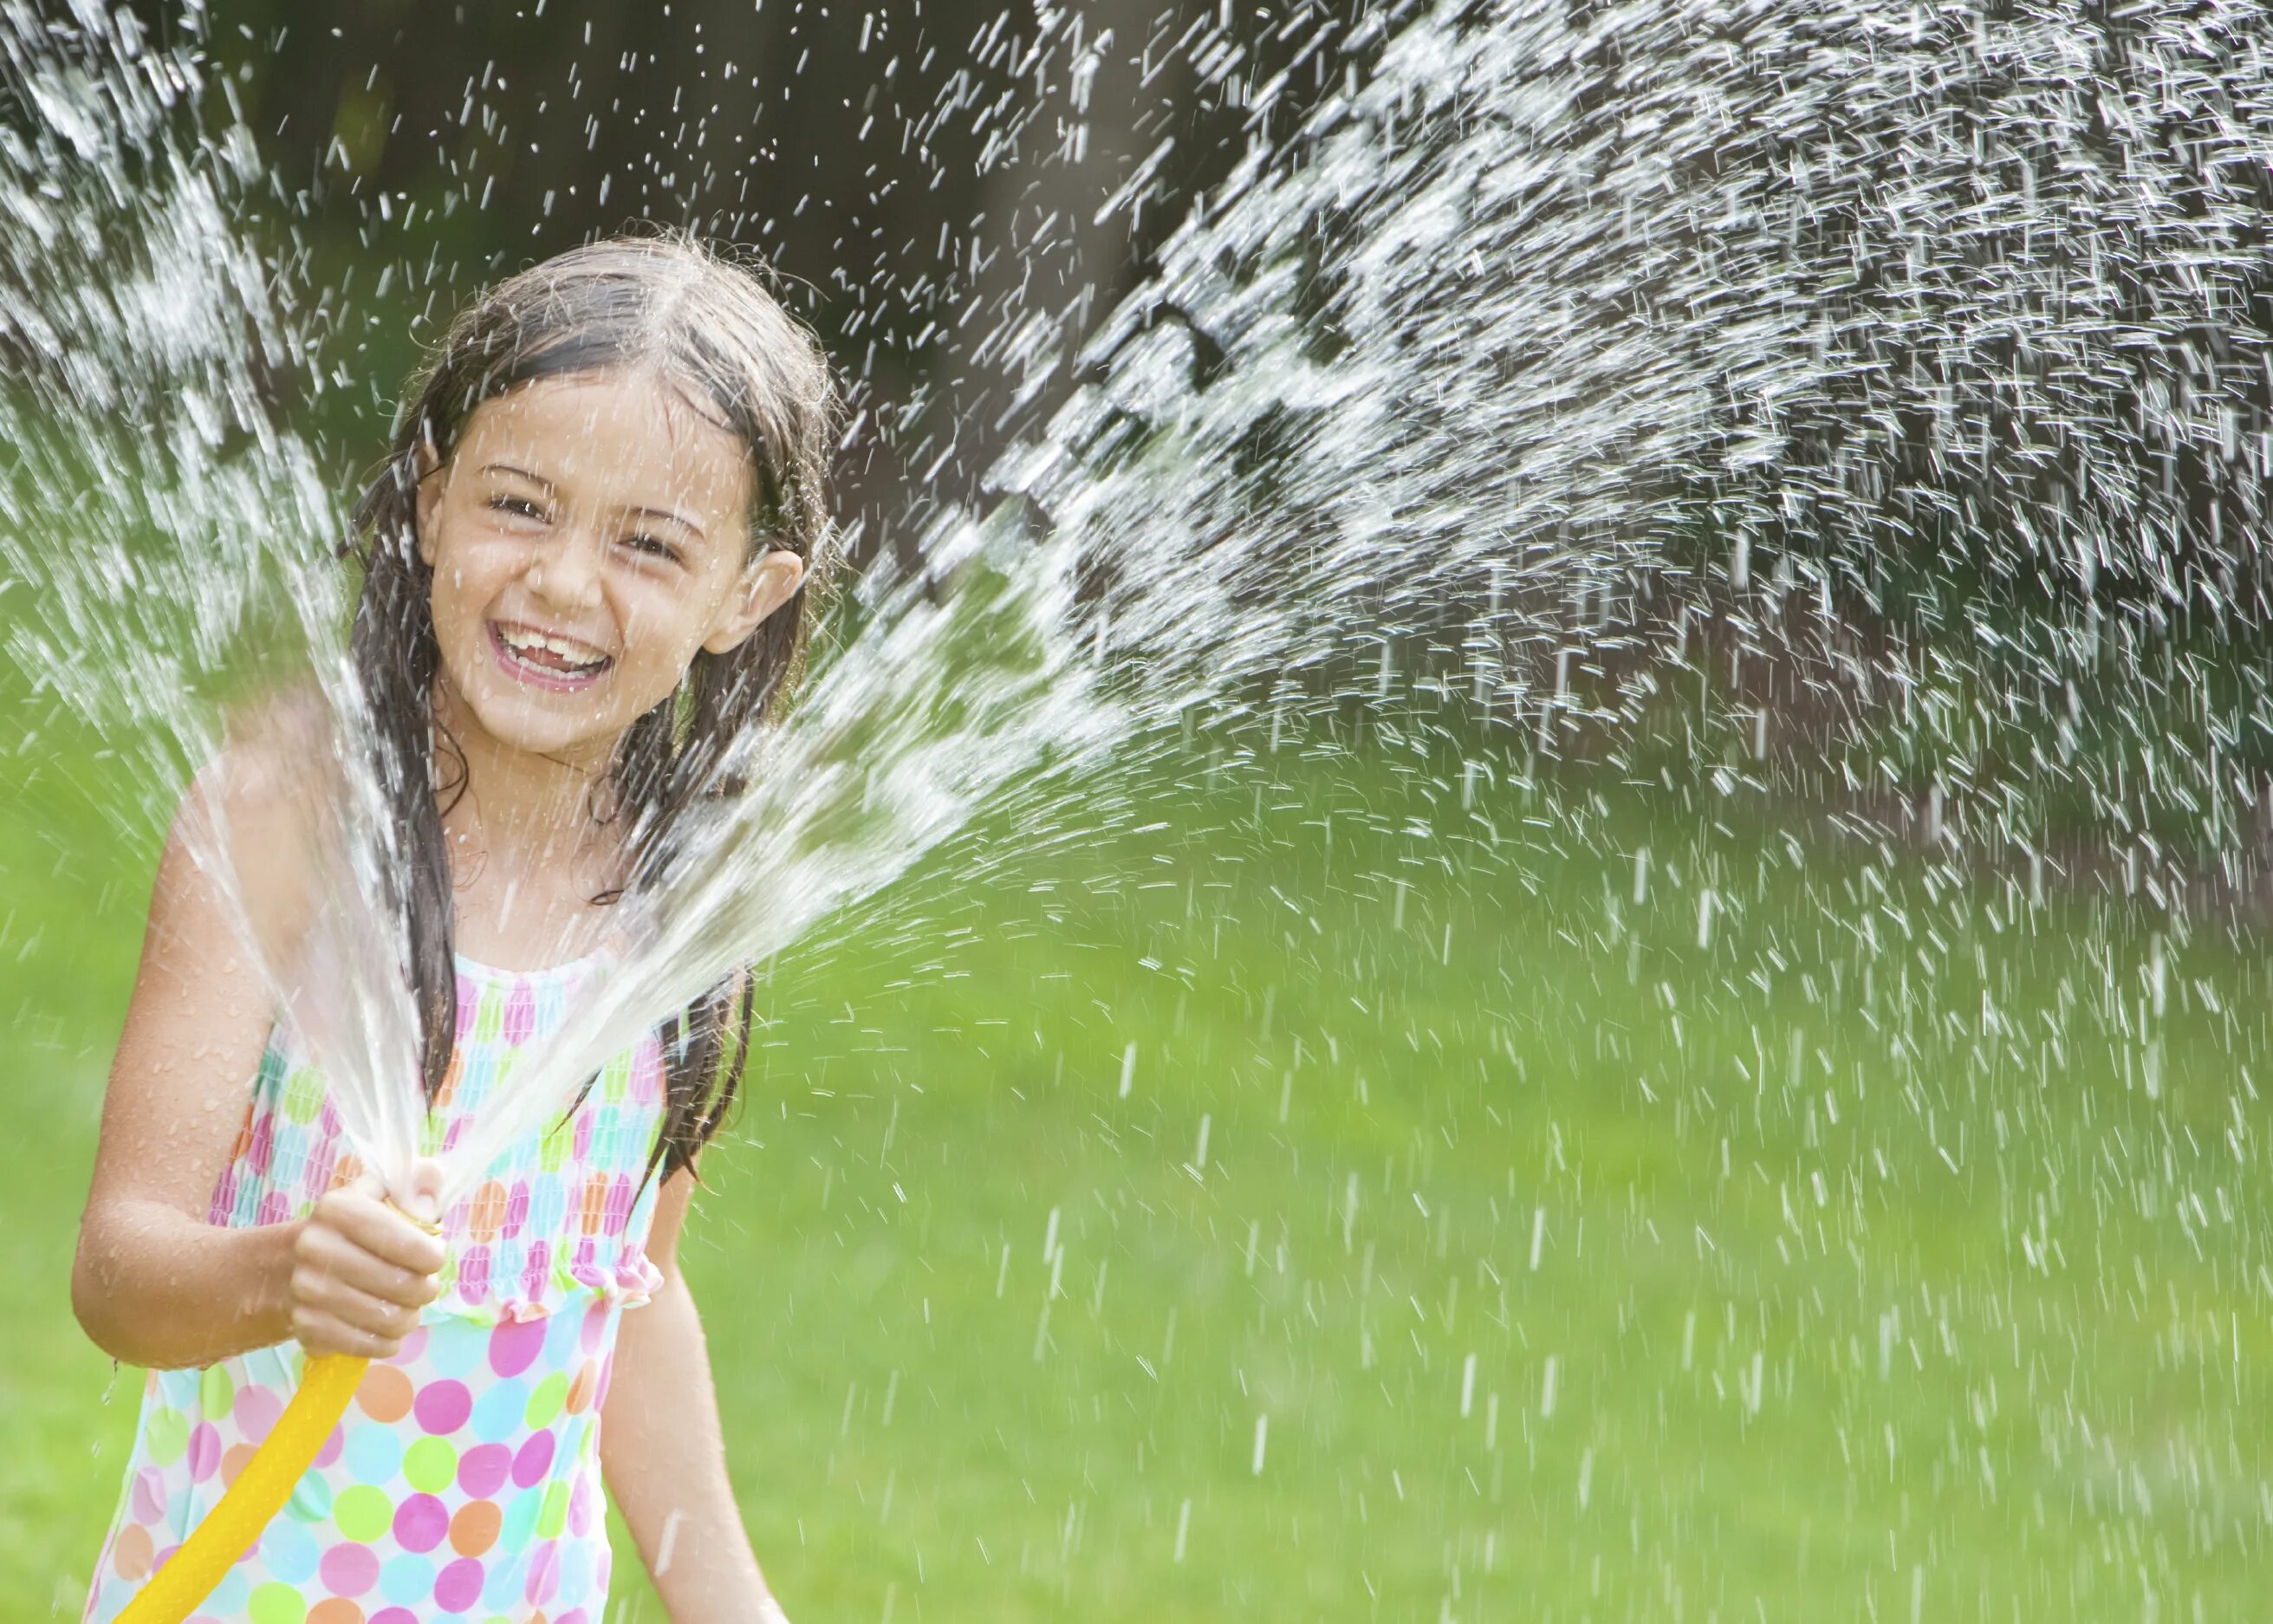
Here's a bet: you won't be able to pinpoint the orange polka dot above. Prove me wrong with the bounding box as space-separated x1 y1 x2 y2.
566 1358 600 1415
469 1179 508 1244
330 1152 364 1191
308 1601 365 1624
220 1443 256 1488
355 1363 414 1423
111 1523 153 1582
227 1106 257 1162
450 1498 502 1556
434 1053 464 1108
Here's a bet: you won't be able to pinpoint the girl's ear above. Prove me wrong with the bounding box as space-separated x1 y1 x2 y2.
703 549 807 655
412 433 445 568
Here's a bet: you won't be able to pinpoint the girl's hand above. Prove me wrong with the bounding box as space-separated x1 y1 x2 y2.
286 1159 447 1360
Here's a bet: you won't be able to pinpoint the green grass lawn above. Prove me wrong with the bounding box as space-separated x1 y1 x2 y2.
4 667 2268 1621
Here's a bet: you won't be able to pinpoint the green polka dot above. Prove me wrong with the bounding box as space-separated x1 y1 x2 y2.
332 1484 393 1543
280 1066 324 1125
143 1408 189 1467
405 1436 458 1494
248 1582 307 1624
524 1374 568 1430
285 1471 333 1523
199 1365 234 1417
473 991 503 1043
536 1480 569 1539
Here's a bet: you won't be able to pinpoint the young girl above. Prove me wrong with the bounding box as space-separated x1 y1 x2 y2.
71 235 835 1624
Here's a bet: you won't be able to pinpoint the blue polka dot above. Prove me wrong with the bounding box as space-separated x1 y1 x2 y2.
471 1378 530 1443
257 1518 320 1584
556 1536 594 1604
501 1485 542 1549
380 1552 436 1606
542 1305 582 1366
343 1422 404 1484
260 1519 322 1582
285 1470 333 1523
423 1319 485 1379
481 1551 526 1612
206 1565 250 1614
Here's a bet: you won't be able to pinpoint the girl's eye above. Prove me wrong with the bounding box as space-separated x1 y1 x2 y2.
488 495 547 523
621 533 684 565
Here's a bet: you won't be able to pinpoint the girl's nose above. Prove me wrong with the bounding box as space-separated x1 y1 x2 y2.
526 527 606 611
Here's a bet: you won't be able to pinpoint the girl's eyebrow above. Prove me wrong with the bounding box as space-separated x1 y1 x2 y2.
627 504 705 540
482 461 554 490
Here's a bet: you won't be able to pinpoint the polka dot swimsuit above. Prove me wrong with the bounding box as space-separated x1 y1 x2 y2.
83 955 667 1624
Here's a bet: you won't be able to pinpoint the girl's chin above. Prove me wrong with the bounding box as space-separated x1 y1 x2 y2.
455 685 628 762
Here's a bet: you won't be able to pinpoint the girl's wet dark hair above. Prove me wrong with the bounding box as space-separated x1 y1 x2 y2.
347 232 838 1186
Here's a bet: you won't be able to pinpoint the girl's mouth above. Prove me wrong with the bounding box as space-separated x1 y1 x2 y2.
488 621 614 692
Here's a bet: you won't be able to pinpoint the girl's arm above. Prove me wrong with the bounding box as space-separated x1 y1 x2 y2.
72 768 442 1369
601 1168 790 1624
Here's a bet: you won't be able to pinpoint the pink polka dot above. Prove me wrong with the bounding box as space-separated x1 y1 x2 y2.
489 1317 545 1378
233 1385 283 1445
511 1430 555 1488
185 1424 221 1484
435 1556 486 1614
151 1543 179 1574
524 1541 560 1606
579 1301 607 1354
503 1179 530 1237
520 1239 552 1302
504 984 537 1045
393 1493 450 1553
248 1114 274 1176
256 1190 291 1227
315 1425 346 1470
320 1543 379 1597
453 977 477 1036
557 1611 590 1624
130 1466 167 1524
390 1326 429 1366
302 1140 337 1200
458 1442 511 1497
373 1610 420 1624
458 1244 492 1304
414 1379 472 1434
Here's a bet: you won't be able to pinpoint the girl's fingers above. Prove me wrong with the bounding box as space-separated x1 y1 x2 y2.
291 1307 407 1361
315 1232 445 1310
290 1262 425 1341
313 1187 446 1276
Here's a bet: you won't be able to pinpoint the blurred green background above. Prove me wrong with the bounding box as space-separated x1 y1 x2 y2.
7 614 2264 1621
7 2 2273 1621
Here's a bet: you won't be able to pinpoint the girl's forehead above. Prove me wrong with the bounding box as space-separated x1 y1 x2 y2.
459 372 750 508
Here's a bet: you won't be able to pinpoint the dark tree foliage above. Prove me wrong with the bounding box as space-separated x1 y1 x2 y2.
108 0 1374 549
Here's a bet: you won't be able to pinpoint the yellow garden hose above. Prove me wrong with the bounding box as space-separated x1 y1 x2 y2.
114 1351 369 1624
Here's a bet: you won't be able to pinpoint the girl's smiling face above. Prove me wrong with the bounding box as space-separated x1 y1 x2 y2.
416 370 803 766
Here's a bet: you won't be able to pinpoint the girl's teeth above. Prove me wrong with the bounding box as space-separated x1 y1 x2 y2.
500 627 606 670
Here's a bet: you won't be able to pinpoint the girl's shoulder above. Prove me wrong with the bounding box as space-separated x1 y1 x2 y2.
172 687 345 964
